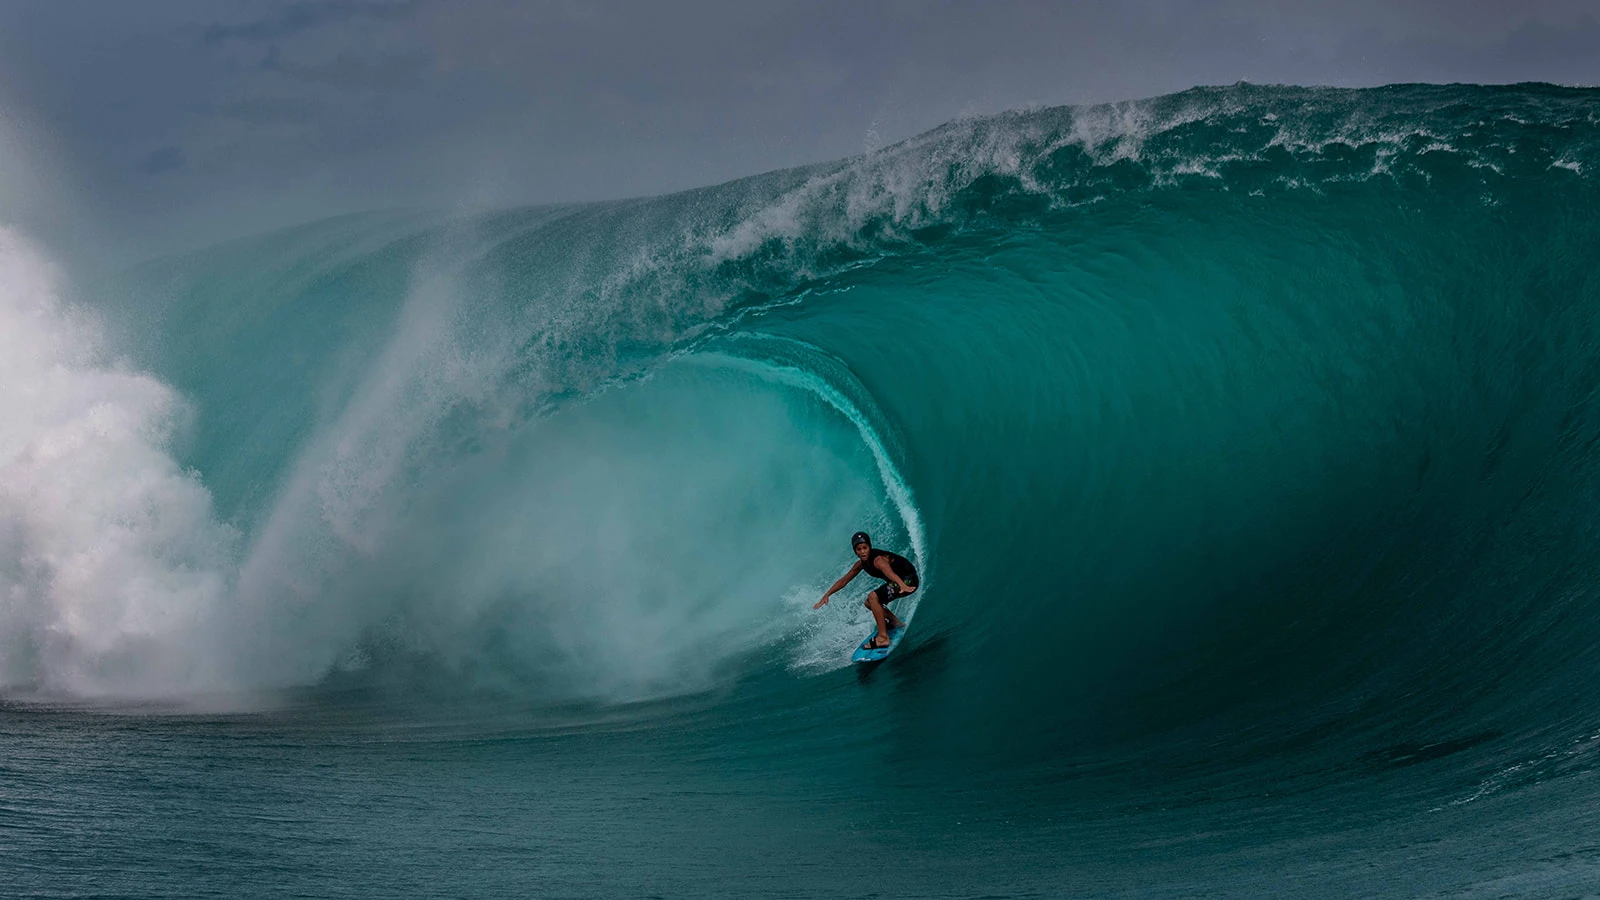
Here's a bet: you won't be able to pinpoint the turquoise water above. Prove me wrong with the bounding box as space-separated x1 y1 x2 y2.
5 83 1600 896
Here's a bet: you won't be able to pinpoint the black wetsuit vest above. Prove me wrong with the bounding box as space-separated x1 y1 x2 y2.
861 549 917 585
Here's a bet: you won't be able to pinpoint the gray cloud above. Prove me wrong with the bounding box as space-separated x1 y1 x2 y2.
213 94 326 124
202 0 419 45
1321 13 1600 85
138 146 186 175
261 46 433 91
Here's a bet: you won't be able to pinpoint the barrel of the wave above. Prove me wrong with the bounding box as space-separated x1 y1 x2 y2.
762 134 1600 771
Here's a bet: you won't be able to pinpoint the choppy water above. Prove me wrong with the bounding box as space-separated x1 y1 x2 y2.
5 83 1600 897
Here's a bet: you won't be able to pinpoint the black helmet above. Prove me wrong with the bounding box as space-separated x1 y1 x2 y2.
851 531 871 548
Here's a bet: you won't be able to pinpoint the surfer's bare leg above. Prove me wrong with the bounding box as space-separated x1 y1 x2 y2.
869 588 906 630
864 592 891 646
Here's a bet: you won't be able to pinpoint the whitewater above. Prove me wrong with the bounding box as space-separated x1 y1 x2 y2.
5 83 1600 897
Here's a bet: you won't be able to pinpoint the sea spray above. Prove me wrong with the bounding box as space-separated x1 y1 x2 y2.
0 229 235 697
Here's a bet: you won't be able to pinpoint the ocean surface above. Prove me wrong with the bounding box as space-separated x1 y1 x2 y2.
4 83 1600 897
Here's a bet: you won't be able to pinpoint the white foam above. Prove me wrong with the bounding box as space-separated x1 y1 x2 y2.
0 228 236 698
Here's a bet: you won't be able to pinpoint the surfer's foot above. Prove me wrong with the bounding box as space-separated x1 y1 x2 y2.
868 634 891 649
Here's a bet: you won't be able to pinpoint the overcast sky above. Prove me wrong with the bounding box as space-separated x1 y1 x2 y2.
2 0 1599 265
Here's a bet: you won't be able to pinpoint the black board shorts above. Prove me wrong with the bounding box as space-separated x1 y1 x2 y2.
871 575 918 605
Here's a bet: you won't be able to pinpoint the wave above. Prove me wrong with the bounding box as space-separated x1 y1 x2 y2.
4 84 1600 809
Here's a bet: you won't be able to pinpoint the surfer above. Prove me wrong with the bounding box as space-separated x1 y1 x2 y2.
813 531 918 649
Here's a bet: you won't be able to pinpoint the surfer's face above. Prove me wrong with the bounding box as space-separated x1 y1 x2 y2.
855 543 870 560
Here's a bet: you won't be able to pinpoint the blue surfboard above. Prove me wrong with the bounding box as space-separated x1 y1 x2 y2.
851 623 908 663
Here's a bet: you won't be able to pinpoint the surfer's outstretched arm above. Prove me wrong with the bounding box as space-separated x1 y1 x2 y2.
813 561 864 608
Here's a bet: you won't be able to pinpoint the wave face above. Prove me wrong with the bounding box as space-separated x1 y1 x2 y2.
7 85 1600 886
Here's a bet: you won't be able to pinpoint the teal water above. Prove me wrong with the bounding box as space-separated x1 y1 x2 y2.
5 83 1600 896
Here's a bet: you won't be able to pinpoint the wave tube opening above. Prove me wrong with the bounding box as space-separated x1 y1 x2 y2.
309 352 919 706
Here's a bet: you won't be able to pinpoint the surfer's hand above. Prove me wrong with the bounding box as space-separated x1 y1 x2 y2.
899 584 916 594
813 596 830 609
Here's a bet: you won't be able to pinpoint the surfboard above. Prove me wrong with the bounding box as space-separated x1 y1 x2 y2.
851 623 908 663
